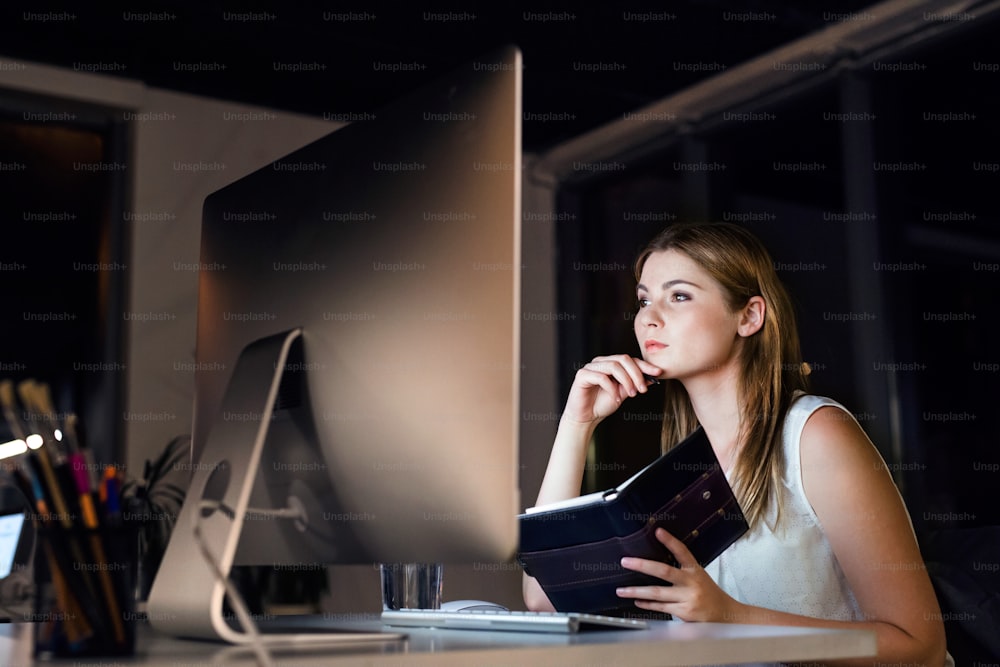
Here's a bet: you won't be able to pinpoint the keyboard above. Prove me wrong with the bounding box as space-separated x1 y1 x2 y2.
380 608 648 634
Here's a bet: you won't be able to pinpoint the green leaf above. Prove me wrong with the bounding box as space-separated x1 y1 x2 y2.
144 434 191 487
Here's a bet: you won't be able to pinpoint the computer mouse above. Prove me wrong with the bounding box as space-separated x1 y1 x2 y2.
440 599 510 612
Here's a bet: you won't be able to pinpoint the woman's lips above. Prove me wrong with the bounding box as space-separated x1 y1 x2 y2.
644 340 666 351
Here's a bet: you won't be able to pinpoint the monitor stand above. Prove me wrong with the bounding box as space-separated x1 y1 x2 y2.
146 328 402 644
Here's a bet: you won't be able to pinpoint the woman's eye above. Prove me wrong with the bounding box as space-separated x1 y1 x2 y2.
671 293 691 302
636 298 651 309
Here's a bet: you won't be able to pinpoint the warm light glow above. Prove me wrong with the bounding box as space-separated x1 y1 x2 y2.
0 439 27 460
25 434 44 450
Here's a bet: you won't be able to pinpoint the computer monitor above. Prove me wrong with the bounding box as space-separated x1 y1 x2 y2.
0 510 26 580
147 46 522 642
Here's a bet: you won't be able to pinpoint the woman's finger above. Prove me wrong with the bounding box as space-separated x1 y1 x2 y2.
653 528 699 569
619 555 678 583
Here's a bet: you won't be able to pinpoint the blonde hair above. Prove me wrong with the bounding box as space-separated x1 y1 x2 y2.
634 222 810 530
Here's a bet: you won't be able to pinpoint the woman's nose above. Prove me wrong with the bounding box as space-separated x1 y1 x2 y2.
636 305 661 327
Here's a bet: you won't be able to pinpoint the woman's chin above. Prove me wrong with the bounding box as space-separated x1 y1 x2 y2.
646 365 670 382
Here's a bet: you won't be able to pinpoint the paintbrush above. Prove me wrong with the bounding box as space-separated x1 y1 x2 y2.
0 379 30 442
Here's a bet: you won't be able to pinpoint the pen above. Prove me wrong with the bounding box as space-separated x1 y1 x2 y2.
67 414 102 495
103 469 122 523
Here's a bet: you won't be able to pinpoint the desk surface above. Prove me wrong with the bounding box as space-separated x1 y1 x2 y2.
3 614 877 667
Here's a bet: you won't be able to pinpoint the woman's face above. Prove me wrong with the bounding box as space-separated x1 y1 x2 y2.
634 249 745 383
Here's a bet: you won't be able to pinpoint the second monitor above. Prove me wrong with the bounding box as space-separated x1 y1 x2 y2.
147 45 522 642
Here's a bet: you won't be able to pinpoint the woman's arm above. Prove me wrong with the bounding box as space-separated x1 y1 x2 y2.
795 406 947 665
616 407 948 666
522 416 596 611
522 355 662 611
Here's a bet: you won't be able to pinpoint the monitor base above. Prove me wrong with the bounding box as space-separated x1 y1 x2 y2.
146 328 400 645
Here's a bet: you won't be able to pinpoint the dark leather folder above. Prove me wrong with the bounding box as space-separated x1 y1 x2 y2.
517 428 748 614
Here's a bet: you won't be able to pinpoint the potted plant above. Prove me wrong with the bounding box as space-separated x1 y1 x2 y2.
121 434 189 601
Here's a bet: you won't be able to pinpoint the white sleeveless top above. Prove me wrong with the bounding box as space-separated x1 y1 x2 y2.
704 394 864 620
702 394 952 665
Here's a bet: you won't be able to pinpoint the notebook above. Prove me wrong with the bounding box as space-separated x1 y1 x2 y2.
518 427 748 614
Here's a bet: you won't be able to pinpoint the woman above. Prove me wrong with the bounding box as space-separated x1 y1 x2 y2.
522 222 950 666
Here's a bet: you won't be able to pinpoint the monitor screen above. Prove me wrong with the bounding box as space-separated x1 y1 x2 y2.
147 46 522 640
0 511 25 580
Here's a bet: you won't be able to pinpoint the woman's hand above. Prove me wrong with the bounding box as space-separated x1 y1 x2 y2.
616 528 741 623
562 355 663 425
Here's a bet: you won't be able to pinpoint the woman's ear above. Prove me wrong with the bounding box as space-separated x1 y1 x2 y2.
737 296 766 337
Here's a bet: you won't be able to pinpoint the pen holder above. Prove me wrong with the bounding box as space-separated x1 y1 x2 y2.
31 522 138 658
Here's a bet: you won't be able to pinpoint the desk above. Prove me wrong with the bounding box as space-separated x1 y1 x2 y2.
2 615 876 666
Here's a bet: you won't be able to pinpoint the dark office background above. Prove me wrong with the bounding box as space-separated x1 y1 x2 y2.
1 1 998 659
554 26 1000 533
